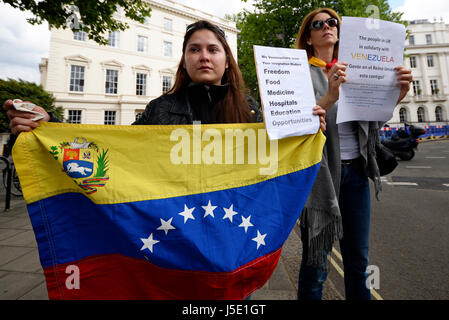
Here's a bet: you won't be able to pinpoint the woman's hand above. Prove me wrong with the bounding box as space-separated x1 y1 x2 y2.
326 62 348 104
395 66 413 104
3 99 50 135
318 62 348 111
313 105 327 132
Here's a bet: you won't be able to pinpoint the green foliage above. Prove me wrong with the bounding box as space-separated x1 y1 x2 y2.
2 0 152 45
236 0 405 102
0 78 64 132
95 149 109 178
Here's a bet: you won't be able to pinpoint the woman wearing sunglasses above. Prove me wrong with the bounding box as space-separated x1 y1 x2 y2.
294 8 412 300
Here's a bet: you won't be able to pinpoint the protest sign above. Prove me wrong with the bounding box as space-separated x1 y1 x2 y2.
337 16 406 123
253 45 320 140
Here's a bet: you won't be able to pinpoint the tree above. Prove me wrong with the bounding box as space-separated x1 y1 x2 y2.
0 78 64 133
2 0 152 45
234 0 405 101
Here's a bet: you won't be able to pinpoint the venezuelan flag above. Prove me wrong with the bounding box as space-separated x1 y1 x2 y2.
13 122 325 300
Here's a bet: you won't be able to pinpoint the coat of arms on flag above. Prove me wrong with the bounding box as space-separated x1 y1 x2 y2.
49 137 109 194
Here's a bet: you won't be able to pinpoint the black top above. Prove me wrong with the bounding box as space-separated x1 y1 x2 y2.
133 83 262 125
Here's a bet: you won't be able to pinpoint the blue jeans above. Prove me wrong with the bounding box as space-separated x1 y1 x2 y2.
298 158 371 300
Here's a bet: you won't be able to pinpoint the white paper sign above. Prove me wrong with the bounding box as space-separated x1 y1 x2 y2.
253 45 319 140
337 16 406 123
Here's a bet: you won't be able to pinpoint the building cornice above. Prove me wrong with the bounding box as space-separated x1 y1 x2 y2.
406 44 449 50
145 0 238 34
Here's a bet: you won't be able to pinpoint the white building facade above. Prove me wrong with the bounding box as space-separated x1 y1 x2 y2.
39 0 238 125
391 19 449 126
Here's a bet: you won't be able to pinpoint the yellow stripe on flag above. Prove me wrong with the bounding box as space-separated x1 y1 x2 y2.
13 122 325 205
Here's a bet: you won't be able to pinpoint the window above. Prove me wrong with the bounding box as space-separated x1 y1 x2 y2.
73 31 87 41
108 31 120 47
162 75 172 94
69 65 85 92
135 110 144 121
136 73 147 96
67 110 82 124
399 108 408 123
409 35 415 45
163 18 173 32
410 56 417 68
163 41 172 57
104 111 116 125
427 55 434 67
417 107 426 122
105 69 118 94
435 106 444 121
412 80 421 96
430 79 439 95
426 34 432 45
137 36 147 53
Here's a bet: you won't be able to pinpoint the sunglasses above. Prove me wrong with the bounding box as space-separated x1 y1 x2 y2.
186 22 226 38
310 17 339 30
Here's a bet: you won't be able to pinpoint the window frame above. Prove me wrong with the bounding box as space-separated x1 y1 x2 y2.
105 69 119 95
435 106 444 122
104 110 117 125
137 35 148 53
136 73 147 96
69 65 85 93
162 75 173 94
399 108 408 123
410 56 417 68
73 31 87 41
430 79 439 95
417 107 426 122
163 41 172 57
412 80 421 96
108 31 120 48
163 18 173 32
427 55 434 68
67 109 82 124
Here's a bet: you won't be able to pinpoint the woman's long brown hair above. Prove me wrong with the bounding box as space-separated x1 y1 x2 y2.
294 8 342 60
167 20 251 123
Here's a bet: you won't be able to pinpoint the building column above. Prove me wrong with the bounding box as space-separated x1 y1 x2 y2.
438 52 449 96
419 54 430 96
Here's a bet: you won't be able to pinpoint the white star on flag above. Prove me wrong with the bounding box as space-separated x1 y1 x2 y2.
178 204 195 223
223 204 238 222
140 233 159 253
239 215 254 233
202 200 217 218
252 230 267 249
157 217 176 235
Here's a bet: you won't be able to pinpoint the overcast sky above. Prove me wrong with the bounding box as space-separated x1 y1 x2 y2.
0 0 448 84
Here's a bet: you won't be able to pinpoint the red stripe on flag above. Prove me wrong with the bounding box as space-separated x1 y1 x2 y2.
44 248 282 300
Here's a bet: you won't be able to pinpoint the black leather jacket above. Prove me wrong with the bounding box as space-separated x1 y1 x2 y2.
133 83 262 125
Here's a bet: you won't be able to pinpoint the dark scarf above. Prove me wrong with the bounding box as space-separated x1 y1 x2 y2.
186 82 229 124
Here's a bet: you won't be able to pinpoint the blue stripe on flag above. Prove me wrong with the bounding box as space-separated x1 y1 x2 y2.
28 163 319 272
